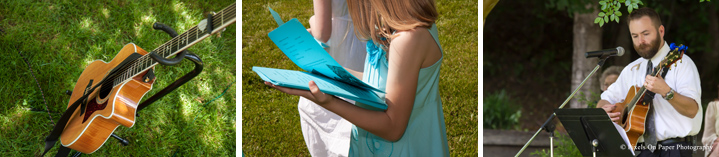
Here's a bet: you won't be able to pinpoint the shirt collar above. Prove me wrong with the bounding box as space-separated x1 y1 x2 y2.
649 41 670 67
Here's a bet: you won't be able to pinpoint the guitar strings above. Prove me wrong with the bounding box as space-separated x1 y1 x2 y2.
96 3 236 93
108 24 202 85
96 5 235 96
95 25 201 95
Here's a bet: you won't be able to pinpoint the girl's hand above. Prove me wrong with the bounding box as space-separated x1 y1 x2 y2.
264 81 334 105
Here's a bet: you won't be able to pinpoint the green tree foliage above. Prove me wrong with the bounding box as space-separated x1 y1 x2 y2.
595 0 643 27
595 0 710 27
483 90 522 130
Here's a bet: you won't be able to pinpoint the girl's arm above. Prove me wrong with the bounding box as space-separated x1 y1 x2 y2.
309 0 331 43
266 28 437 142
309 0 362 85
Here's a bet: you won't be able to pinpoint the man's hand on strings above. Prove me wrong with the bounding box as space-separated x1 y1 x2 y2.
264 81 334 106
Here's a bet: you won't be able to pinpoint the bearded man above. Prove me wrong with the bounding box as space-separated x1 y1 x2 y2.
596 7 702 157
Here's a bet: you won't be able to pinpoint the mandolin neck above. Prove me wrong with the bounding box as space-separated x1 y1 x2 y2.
111 3 236 87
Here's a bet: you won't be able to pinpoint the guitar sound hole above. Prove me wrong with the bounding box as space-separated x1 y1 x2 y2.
98 84 112 100
83 97 108 123
621 111 628 124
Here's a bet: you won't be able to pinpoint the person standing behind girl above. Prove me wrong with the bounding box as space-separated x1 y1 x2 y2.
299 0 366 156
267 0 449 156
703 85 719 157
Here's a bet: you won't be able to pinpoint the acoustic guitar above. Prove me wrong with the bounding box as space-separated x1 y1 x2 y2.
58 3 235 154
611 45 685 149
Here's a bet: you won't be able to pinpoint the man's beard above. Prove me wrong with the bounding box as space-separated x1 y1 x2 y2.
635 32 662 59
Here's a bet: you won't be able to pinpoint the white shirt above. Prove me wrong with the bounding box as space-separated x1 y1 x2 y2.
601 41 703 141
702 101 719 156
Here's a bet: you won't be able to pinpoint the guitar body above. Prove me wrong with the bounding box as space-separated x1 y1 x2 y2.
603 44 687 150
59 43 155 154
37 3 236 155
613 85 650 149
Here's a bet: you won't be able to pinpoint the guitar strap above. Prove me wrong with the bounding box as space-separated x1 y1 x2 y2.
42 53 143 157
642 60 670 152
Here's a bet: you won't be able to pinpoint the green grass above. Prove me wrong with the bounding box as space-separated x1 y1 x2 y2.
241 0 478 156
0 0 235 156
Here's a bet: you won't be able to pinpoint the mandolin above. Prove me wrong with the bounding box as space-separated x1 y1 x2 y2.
611 45 685 149
55 3 235 154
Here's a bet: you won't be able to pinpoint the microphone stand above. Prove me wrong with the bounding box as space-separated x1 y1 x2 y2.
515 56 610 157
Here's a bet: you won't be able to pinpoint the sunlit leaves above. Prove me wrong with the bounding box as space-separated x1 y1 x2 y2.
596 0 632 27
595 0 707 27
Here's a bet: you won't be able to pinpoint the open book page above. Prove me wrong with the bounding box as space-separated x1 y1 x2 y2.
267 18 382 93
253 67 387 110
613 122 635 155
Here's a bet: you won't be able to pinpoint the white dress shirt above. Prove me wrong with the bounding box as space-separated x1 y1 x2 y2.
601 41 703 142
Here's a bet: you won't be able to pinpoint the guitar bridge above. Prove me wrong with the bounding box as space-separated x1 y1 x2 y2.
80 79 94 115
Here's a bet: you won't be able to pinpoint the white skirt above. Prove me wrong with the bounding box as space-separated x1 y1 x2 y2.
299 9 365 156
298 96 353 157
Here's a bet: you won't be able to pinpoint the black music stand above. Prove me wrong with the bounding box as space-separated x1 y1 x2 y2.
554 108 634 157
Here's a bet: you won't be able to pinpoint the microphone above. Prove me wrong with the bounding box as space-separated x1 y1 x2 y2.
585 47 625 58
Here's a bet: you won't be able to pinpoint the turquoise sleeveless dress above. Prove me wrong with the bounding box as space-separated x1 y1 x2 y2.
348 24 449 156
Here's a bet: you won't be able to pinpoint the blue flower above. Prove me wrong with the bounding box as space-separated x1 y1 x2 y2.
669 43 688 52
366 40 386 67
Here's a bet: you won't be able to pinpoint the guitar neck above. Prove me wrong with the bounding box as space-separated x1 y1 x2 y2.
151 3 236 60
627 63 666 109
623 46 685 113
627 86 647 109
112 3 236 87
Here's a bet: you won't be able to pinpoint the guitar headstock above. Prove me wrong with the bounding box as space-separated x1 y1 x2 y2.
659 44 686 69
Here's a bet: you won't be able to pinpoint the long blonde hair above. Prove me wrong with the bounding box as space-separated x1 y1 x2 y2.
347 0 438 49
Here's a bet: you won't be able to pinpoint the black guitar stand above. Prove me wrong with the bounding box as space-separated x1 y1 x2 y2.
136 22 204 112
65 22 204 157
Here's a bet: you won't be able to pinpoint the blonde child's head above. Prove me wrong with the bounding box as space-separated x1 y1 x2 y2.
347 0 438 48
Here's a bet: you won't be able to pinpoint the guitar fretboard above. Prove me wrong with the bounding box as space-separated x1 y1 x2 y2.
110 3 236 87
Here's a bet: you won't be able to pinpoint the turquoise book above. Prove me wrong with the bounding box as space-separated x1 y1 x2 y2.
252 8 387 110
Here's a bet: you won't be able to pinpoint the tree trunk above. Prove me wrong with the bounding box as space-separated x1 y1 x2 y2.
614 19 632 66
703 4 719 101
570 6 602 109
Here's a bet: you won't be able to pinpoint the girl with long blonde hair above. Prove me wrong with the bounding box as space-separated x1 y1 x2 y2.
267 0 449 155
